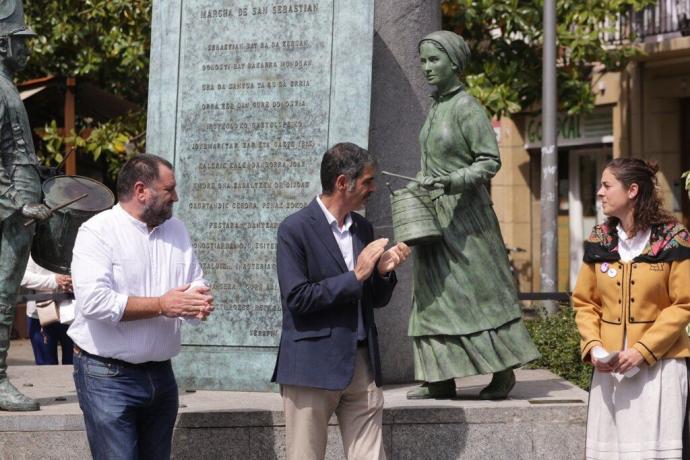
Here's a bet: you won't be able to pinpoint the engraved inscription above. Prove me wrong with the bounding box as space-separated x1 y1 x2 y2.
175 0 333 347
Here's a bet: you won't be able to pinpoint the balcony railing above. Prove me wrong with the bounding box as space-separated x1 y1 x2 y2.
605 0 690 43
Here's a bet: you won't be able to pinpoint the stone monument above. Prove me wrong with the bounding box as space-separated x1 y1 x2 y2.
147 0 375 390
368 0 441 383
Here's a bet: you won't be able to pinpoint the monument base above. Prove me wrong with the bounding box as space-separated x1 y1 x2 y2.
173 345 278 392
0 365 586 459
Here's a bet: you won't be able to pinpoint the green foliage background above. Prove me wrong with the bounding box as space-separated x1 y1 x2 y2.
442 0 656 117
525 307 592 390
21 1 151 180
23 0 151 104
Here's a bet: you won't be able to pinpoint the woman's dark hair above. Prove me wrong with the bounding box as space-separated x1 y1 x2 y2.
604 158 676 234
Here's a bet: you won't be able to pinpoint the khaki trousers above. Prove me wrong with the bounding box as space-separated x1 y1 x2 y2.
281 347 385 460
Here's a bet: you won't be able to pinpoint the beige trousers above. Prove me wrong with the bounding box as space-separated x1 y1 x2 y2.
281 347 385 460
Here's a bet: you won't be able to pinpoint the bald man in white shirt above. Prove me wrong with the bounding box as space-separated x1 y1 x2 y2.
69 154 213 460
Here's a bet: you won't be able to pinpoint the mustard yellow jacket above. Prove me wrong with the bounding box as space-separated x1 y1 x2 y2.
573 222 690 365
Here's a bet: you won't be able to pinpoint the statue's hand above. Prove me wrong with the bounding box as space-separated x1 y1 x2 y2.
420 175 450 191
21 203 51 221
405 180 420 191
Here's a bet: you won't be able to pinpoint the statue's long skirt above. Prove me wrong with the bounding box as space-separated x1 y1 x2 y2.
409 194 540 382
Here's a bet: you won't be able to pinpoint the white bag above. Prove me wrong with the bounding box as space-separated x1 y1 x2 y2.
36 300 59 326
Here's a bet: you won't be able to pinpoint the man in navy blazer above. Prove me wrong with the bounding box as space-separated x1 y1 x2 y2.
272 143 410 460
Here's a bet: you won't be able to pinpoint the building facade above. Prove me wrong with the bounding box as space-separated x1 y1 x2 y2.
494 1 690 293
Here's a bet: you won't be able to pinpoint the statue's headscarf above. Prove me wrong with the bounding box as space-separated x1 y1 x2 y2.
419 31 471 73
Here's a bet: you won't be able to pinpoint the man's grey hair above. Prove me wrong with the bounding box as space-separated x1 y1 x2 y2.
320 143 377 194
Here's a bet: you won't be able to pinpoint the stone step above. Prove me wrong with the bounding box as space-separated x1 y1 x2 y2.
0 365 586 459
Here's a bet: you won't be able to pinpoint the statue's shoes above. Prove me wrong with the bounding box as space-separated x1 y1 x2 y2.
478 369 516 400
406 379 456 400
0 380 40 411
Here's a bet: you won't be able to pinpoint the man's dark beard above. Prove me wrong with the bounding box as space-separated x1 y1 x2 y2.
141 201 173 227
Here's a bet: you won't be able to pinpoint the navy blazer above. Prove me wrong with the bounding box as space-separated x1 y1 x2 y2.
271 199 397 390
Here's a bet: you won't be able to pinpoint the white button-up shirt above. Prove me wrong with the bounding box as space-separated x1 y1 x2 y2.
316 196 365 340
617 224 651 262
68 204 204 363
316 196 354 270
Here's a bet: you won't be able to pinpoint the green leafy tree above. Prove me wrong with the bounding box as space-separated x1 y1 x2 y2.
23 0 151 104
20 1 152 179
442 0 656 117
38 112 146 181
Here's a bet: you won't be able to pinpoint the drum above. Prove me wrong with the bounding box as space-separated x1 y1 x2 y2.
32 175 114 274
390 186 442 246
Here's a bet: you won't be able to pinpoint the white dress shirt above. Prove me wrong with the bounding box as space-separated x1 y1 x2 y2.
316 196 366 340
316 196 354 270
68 204 204 363
616 224 651 262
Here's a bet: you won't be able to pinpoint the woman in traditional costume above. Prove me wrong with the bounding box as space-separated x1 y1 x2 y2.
574 158 690 458
406 31 539 400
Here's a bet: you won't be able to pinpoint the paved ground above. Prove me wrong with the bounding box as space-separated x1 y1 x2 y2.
1 338 587 418
7 339 36 367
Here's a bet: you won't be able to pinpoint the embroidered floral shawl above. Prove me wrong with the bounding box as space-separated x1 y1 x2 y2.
583 222 690 263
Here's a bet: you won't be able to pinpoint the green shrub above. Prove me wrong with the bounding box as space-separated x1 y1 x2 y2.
525 306 592 391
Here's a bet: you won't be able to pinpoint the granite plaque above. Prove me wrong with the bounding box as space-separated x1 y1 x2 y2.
147 0 374 390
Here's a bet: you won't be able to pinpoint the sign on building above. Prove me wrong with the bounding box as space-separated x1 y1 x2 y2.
524 106 613 149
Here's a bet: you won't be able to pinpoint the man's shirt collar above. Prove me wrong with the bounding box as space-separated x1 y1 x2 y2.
316 195 352 234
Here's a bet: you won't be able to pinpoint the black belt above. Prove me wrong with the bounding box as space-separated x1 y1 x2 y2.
357 340 368 349
74 345 170 369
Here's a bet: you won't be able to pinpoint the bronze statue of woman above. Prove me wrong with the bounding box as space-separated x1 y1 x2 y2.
406 30 540 400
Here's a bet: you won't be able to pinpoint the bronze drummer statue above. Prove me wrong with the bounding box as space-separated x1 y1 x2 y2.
0 0 50 411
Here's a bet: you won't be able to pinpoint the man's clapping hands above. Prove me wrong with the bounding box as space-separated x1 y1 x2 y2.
354 238 411 282
159 284 214 320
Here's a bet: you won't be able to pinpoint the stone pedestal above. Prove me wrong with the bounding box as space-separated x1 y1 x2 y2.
368 1 441 383
0 364 587 459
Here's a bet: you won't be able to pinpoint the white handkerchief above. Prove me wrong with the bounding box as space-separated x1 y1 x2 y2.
592 346 618 363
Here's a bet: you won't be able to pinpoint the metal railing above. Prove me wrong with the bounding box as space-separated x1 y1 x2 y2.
605 0 690 43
